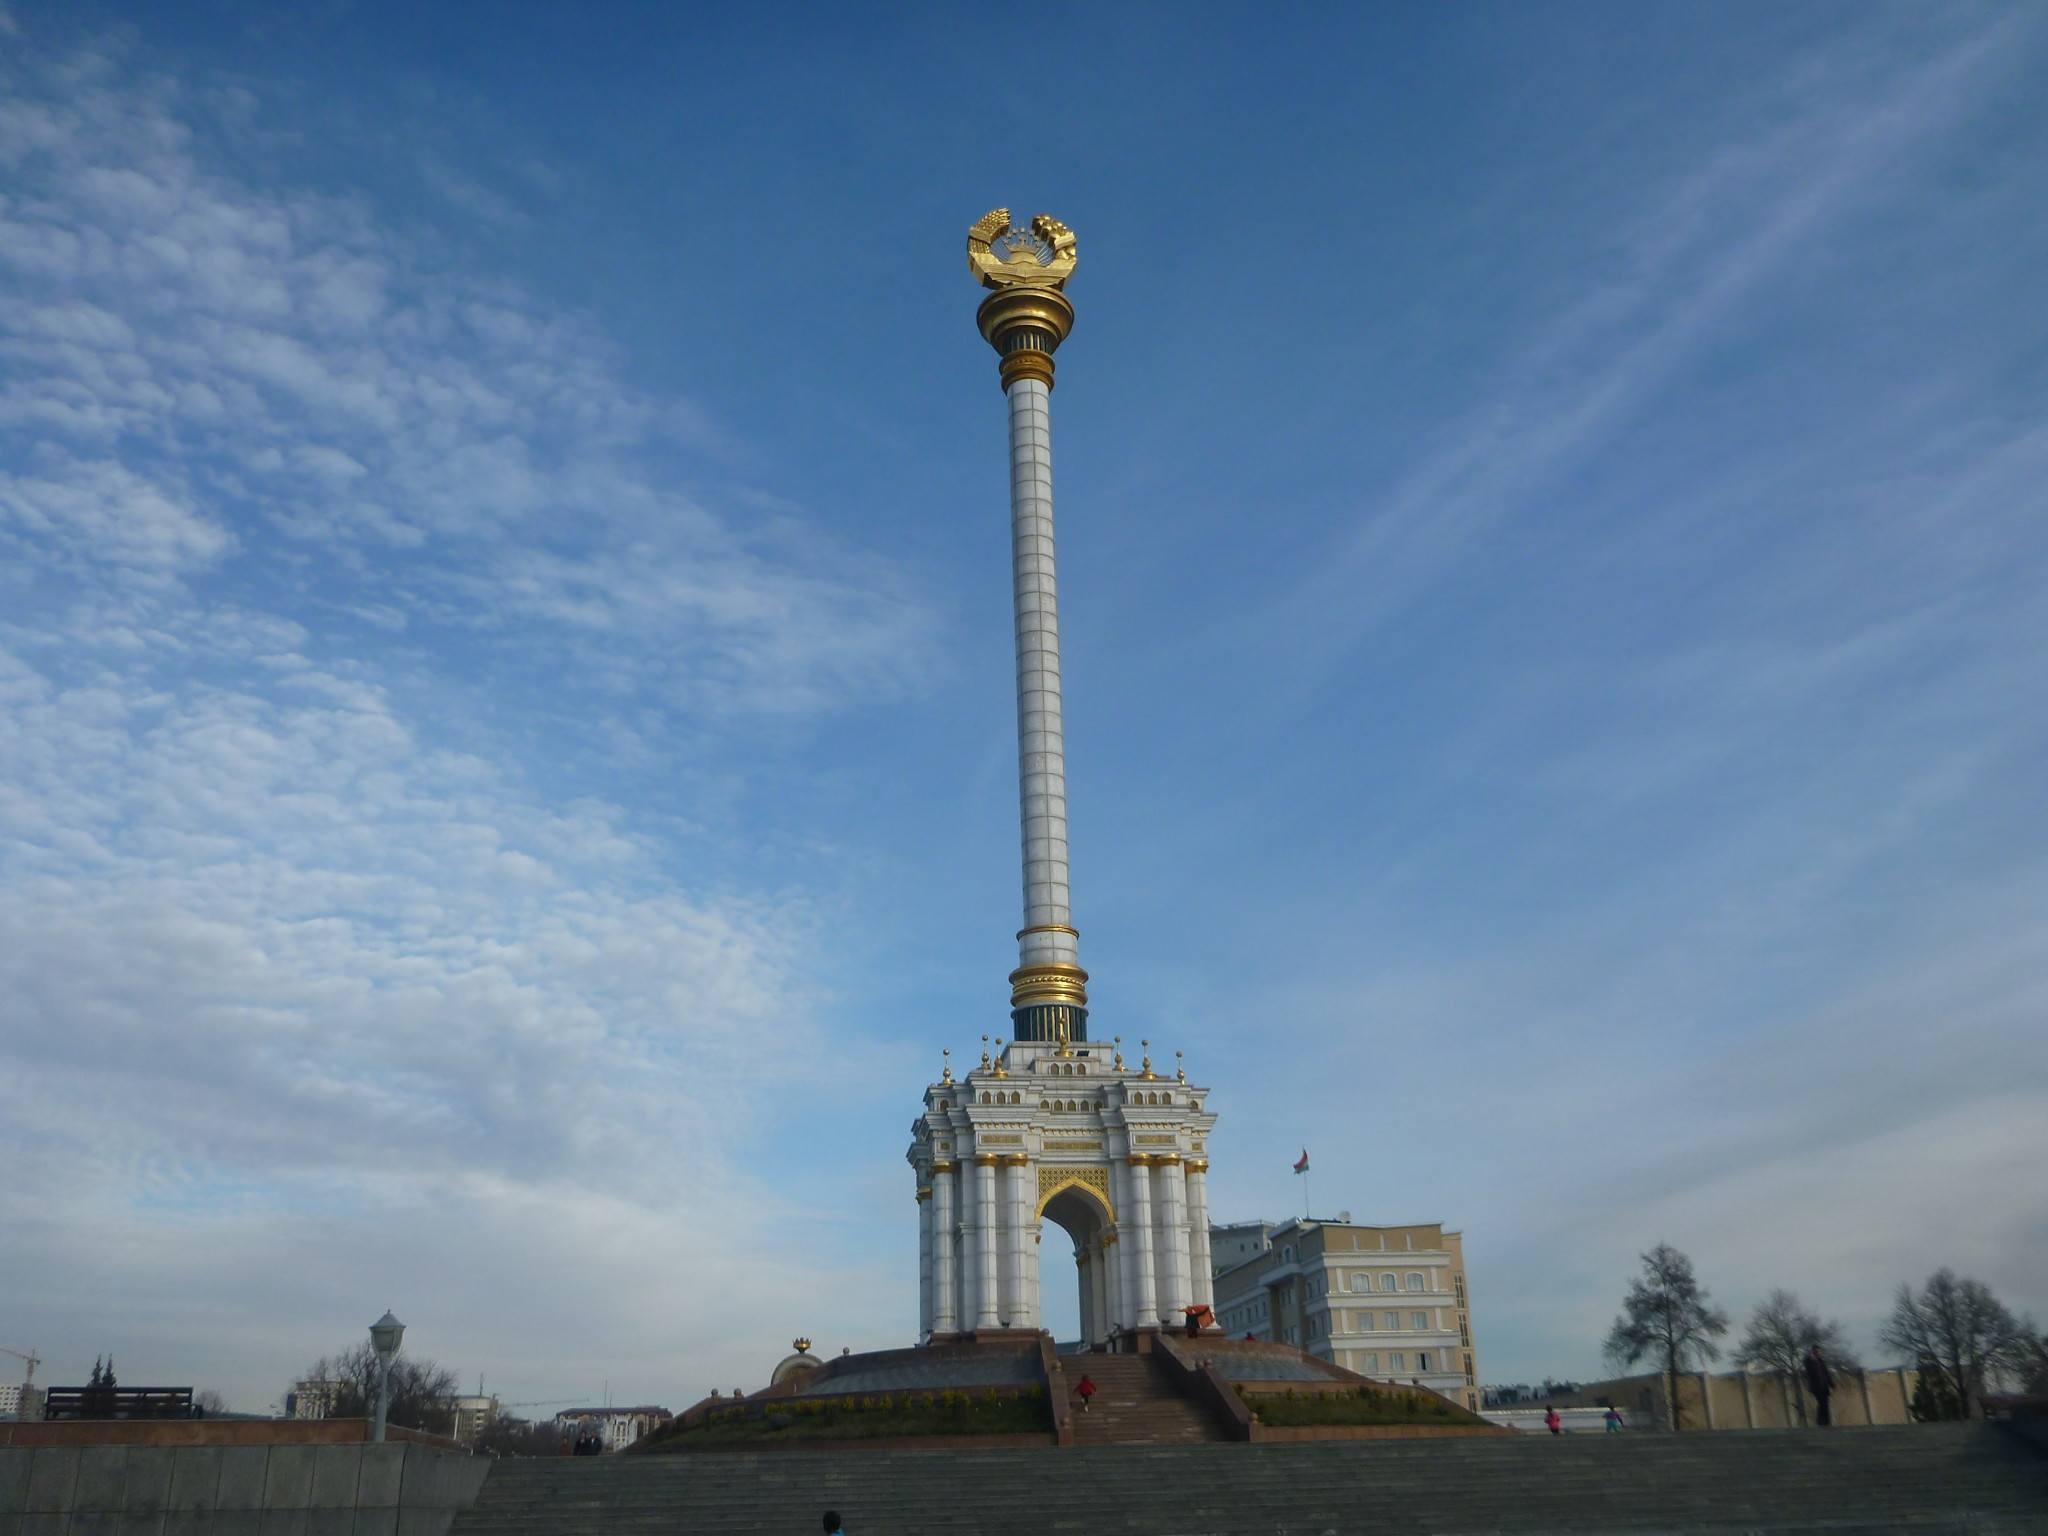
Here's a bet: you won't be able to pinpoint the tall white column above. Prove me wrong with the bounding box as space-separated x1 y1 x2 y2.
918 1185 935 1339
1186 1160 1215 1311
1159 1157 1191 1326
1089 1237 1111 1346
1127 1156 1159 1328
932 1164 958 1334
974 1157 1001 1328
1006 1157 1032 1328
1007 377 1078 980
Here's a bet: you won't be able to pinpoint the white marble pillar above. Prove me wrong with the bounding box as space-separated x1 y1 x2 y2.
974 1156 1001 1328
1006 377 1080 982
1104 1231 1124 1336
1159 1157 1191 1325
1005 1157 1032 1328
1185 1161 1215 1311
932 1164 958 1334
1127 1156 1160 1328
1089 1237 1111 1346
917 1185 935 1338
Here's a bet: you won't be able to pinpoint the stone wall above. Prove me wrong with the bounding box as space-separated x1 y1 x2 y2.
0 1440 487 1536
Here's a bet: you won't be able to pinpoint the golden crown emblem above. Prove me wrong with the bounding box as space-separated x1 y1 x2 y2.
967 209 1077 291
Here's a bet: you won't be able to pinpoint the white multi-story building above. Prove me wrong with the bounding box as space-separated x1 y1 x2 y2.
554 1407 670 1454
0 1383 22 1417
289 1379 340 1420
1211 1217 1482 1412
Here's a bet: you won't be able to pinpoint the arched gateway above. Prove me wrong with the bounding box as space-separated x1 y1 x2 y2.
907 212 1219 1345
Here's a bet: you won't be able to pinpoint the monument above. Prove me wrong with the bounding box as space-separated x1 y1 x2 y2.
907 212 1218 1346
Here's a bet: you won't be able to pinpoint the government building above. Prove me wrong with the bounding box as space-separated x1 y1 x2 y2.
1209 1217 1481 1410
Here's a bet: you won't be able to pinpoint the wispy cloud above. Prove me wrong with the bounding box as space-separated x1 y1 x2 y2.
0 30 923 1406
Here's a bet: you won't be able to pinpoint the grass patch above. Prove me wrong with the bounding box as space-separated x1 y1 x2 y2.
1237 1385 1483 1428
641 1387 1051 1450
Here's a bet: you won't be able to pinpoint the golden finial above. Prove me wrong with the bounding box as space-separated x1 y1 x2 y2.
941 1048 954 1085
1176 1050 1186 1084
980 1034 992 1071
1113 1034 1125 1071
1140 1039 1155 1081
793 1338 812 1354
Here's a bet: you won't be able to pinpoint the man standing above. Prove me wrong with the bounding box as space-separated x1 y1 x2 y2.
1804 1343 1834 1427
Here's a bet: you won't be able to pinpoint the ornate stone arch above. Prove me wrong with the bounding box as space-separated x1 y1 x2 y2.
1035 1164 1114 1223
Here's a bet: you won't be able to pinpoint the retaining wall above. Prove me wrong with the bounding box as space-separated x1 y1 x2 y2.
0 1440 487 1536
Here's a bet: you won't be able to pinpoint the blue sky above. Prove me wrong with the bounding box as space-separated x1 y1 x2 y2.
2 1 2044 1411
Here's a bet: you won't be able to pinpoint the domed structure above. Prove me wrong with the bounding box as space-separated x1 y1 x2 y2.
769 1338 822 1387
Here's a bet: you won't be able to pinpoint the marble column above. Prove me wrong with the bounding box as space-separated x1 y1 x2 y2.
1103 1231 1124 1337
1005 1156 1032 1328
932 1163 958 1334
917 1184 935 1339
1185 1159 1215 1311
1126 1155 1160 1328
974 1156 1001 1328
1089 1236 1112 1346
1159 1156 1191 1325
1007 376 1079 983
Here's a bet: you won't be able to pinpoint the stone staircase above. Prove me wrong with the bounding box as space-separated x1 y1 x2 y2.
1064 1352 1228 1446
451 1423 2047 1535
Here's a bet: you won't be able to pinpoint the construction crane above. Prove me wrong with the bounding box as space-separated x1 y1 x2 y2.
1 1347 40 1386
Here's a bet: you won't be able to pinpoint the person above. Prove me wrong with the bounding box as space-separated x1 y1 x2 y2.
1804 1343 1834 1427
822 1512 845 1535
1185 1311 1201 1339
1603 1406 1624 1434
1076 1373 1097 1413
1544 1404 1561 1435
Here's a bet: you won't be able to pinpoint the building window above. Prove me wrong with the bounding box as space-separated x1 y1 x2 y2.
1459 1320 1471 1346
1390 1353 1406 1372
1350 1273 1366 1291
1364 1353 1379 1374
1417 1351 1433 1372
1406 1273 1425 1291
1463 1353 1475 1382
1357 1312 1373 1331
1411 1311 1428 1330
1384 1312 1400 1331
1380 1274 1397 1292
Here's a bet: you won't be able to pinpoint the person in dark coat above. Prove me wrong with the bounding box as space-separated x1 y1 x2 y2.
1804 1344 1834 1427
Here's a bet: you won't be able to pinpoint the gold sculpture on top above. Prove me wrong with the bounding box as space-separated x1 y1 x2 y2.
967 209 1078 290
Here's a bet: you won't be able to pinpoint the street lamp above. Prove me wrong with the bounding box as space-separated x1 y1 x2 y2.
368 1311 405 1443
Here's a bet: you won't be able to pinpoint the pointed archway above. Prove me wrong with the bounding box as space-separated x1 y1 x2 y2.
1038 1175 1114 1349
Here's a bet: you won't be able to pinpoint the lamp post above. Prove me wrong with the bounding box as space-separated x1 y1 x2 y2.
368 1311 404 1443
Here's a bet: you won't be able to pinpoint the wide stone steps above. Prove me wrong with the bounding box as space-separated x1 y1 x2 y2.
452 1425 2048 1534
1065 1355 1226 1445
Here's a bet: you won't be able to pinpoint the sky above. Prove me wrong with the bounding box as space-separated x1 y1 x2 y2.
2 0 2044 1413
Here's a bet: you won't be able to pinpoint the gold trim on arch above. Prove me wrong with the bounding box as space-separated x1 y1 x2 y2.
1035 1164 1114 1223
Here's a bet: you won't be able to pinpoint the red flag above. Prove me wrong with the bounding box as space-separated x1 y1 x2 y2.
1293 1148 1310 1174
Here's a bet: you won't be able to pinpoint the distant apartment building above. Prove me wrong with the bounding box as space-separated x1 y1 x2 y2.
555 1406 671 1453
1210 1217 1481 1411
288 1379 340 1420
452 1396 499 1443
0 1384 21 1417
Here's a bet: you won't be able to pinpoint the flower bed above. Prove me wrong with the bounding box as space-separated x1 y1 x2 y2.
1237 1385 1482 1429
641 1387 1052 1450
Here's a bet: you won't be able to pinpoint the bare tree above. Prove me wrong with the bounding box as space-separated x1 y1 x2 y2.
1604 1243 1729 1431
303 1343 459 1436
194 1389 228 1417
1879 1269 2026 1419
1733 1289 1857 1425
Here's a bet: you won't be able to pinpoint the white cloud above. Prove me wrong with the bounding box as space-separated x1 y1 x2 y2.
0 33 923 1409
